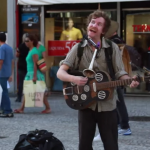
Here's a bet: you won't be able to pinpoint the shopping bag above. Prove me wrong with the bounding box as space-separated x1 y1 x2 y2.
0 84 3 106
35 81 46 107
23 80 46 107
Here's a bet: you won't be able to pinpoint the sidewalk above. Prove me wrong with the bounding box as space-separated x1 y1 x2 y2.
124 95 150 120
0 94 150 150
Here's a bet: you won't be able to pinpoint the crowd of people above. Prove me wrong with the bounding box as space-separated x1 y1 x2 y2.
0 9 140 150
0 32 51 117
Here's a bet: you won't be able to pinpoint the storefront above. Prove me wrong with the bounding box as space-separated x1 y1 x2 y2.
0 0 7 33
121 1 150 94
17 0 150 95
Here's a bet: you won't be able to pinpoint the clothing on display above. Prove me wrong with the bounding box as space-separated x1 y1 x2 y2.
50 66 63 91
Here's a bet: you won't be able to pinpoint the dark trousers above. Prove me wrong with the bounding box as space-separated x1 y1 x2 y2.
78 108 118 150
17 70 26 101
116 87 129 129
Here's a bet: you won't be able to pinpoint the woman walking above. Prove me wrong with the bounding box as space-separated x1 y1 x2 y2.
14 34 51 113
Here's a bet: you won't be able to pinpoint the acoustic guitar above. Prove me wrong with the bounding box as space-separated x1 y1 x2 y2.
63 71 150 110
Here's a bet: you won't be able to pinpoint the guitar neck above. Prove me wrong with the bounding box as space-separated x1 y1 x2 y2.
96 77 143 90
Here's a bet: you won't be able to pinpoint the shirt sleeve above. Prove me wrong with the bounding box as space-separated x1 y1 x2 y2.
41 45 46 52
0 46 5 60
61 43 78 68
60 31 65 40
111 42 128 79
31 48 39 56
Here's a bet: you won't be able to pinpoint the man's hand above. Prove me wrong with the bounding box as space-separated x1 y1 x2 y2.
8 76 13 82
71 76 88 86
130 75 139 88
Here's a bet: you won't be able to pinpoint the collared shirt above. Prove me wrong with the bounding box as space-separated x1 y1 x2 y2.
62 37 128 112
60 27 83 41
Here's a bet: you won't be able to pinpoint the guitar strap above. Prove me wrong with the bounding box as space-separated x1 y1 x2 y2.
77 39 115 81
76 39 84 70
105 39 116 81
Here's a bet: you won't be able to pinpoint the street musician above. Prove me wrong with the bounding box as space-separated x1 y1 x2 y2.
57 10 139 150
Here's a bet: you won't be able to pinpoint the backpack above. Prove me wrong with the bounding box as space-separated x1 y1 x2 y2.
111 37 141 71
13 129 65 150
124 45 141 71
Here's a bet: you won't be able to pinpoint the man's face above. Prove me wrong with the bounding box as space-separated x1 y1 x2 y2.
87 17 105 39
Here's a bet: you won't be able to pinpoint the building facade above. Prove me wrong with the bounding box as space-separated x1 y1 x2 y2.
17 0 150 95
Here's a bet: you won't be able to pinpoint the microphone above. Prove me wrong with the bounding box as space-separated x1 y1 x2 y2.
83 35 100 49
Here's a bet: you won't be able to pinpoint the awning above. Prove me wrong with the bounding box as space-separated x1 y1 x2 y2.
18 0 147 5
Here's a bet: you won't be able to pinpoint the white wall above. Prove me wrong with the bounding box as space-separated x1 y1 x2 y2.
7 0 17 95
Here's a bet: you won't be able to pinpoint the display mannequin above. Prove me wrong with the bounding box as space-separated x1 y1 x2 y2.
60 18 83 41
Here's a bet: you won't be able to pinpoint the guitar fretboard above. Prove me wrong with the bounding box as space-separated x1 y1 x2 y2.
96 78 142 90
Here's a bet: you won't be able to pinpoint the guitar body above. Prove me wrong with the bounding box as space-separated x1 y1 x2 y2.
63 71 114 110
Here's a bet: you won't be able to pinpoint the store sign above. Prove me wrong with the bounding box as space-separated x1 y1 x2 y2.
48 40 80 56
132 25 150 32
22 5 40 12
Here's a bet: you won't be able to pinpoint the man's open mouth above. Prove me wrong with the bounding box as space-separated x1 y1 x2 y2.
89 29 96 33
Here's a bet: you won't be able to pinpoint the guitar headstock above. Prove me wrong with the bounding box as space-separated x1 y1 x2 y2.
134 73 150 83
144 72 150 83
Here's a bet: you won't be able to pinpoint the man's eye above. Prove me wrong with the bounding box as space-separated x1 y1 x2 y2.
91 21 95 24
98 23 102 26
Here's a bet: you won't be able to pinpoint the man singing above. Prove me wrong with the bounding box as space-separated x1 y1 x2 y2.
57 10 139 150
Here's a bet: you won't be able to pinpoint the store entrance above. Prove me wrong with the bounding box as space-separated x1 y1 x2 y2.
123 10 150 94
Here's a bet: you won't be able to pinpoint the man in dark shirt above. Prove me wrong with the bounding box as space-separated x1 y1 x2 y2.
16 34 29 102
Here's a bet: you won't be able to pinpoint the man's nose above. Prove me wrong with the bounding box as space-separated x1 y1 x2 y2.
92 23 97 27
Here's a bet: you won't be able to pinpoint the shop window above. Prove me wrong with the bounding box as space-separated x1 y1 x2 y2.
122 10 150 94
45 10 116 91
45 10 117 44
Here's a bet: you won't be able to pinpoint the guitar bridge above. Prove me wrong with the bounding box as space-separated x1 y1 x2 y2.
93 82 97 92
63 87 73 95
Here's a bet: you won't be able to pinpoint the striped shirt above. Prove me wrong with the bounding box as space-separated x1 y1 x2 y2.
61 37 128 112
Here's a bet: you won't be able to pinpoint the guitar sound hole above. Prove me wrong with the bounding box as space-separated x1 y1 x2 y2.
81 94 87 100
98 91 106 99
95 73 103 82
72 95 78 101
84 85 90 92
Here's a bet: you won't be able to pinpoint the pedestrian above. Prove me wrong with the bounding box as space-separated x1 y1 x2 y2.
93 20 132 141
0 32 14 117
15 33 29 102
36 39 51 113
14 34 51 113
57 10 139 150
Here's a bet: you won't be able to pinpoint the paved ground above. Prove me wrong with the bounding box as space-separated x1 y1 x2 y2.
0 94 150 150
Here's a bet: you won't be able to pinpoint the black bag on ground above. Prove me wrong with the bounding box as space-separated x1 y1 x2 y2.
13 129 65 150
